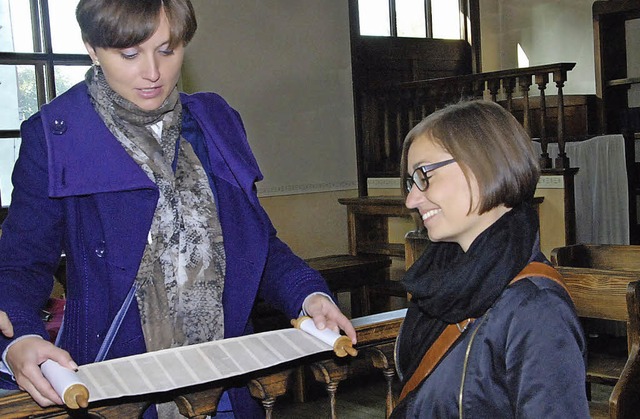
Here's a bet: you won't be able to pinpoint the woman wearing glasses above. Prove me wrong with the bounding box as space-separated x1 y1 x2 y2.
391 100 589 417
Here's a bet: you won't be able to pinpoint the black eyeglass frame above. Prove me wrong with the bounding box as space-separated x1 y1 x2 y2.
405 158 456 193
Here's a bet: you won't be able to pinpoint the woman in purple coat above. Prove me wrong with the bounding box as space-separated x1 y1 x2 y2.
0 0 355 417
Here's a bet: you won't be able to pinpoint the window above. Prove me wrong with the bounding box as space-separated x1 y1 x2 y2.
357 0 462 40
0 0 90 206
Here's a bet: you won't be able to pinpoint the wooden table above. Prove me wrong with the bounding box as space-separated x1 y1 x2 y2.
339 195 545 260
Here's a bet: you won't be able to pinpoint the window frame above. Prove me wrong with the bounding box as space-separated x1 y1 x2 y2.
0 0 91 210
356 0 467 40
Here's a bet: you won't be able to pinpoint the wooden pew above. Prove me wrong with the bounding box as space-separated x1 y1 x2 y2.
551 244 640 272
554 266 640 419
551 244 640 418
0 310 405 418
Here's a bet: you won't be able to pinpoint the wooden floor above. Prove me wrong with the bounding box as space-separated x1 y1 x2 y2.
272 373 613 418
273 371 389 419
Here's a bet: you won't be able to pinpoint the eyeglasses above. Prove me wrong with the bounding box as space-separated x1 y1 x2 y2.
405 158 455 193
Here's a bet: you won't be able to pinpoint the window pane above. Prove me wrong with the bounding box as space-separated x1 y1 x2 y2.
54 65 89 95
432 0 461 40
358 0 391 36
50 0 85 54
0 138 21 206
0 0 34 53
397 0 426 38
0 65 38 130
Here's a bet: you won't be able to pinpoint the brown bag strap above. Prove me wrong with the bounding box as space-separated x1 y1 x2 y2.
398 261 566 402
398 318 472 401
510 261 568 294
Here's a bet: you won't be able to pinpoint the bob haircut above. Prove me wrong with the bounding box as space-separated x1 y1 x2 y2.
76 0 197 49
400 99 540 215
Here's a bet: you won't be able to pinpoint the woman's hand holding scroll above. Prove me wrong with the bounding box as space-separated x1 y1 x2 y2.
302 294 357 345
5 337 77 407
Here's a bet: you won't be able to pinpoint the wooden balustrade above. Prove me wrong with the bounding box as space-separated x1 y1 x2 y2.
358 62 577 191
0 310 406 418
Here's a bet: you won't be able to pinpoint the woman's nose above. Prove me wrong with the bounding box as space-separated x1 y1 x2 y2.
405 185 424 209
142 57 160 82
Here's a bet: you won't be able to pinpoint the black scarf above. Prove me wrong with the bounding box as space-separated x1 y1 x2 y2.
396 202 540 382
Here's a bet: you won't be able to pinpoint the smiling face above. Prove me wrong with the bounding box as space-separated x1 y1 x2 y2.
405 134 510 252
84 8 184 111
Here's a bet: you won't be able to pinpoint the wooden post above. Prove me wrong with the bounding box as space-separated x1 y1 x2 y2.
535 72 552 168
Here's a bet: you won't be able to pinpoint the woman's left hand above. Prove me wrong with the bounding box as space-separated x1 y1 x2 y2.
303 294 357 344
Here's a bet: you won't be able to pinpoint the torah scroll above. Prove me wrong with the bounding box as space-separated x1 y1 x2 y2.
51 320 353 405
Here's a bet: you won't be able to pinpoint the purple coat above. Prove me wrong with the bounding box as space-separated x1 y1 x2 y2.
0 83 331 416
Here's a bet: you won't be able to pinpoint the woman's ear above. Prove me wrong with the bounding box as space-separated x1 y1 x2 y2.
84 42 98 63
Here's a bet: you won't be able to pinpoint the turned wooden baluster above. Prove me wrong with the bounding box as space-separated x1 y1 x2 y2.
503 77 516 112
472 79 485 100
174 387 224 418
518 75 533 137
487 79 501 103
553 68 570 168
535 71 552 168
368 342 397 419
459 80 473 101
248 369 295 419
309 359 350 419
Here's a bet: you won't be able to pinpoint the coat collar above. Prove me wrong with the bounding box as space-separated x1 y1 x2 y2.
40 83 154 198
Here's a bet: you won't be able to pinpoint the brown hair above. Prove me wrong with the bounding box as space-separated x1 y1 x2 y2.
76 0 197 49
400 99 540 214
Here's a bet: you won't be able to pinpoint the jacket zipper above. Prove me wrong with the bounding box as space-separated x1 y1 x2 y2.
458 312 489 419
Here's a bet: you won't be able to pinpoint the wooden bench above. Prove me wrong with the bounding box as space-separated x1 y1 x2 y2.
551 244 640 272
251 254 392 332
551 244 640 418
307 254 392 318
554 266 640 419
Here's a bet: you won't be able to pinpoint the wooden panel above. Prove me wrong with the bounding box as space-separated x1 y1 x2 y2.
555 266 637 321
351 37 472 88
503 94 600 139
552 244 640 272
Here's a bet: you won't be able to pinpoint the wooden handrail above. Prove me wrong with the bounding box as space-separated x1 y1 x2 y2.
371 63 576 92
357 62 577 189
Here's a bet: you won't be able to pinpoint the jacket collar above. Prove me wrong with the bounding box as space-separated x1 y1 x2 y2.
40 83 155 198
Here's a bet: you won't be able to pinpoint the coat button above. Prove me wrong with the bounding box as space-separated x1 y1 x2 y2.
95 241 106 258
51 119 67 135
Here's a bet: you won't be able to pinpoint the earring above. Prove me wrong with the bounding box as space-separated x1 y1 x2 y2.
92 60 100 76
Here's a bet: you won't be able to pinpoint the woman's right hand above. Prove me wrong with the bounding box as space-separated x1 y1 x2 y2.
0 311 13 338
5 337 78 407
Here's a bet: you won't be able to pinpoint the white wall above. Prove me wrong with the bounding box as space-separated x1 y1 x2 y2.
627 18 640 107
182 0 357 197
480 0 596 95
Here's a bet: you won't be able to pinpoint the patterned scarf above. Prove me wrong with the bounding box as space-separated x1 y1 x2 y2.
85 67 226 354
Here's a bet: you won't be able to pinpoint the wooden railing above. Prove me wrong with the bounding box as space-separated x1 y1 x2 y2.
357 62 578 189
0 310 406 419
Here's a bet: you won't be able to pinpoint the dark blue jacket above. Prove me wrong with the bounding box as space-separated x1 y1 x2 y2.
400 274 589 418
0 83 331 417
